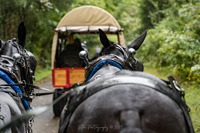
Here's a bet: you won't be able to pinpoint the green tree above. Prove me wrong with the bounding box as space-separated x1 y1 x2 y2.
0 0 67 68
139 1 200 85
137 0 188 33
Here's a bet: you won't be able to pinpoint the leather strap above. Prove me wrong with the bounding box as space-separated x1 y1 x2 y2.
0 83 50 91
1 90 32 102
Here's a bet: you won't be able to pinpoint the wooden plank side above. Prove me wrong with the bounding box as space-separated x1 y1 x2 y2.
54 69 67 86
69 69 85 84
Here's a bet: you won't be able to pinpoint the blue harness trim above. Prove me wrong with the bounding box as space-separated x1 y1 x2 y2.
87 60 122 82
0 70 30 110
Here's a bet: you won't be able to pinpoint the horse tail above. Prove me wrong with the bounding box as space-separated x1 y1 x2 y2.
120 110 143 133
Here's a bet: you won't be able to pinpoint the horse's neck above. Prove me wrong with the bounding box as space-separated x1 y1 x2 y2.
89 64 121 81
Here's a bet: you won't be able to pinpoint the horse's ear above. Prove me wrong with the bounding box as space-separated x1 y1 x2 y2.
0 39 5 48
18 22 26 48
99 29 110 48
127 29 147 50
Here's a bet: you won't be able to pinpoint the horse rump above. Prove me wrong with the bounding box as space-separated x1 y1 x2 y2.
59 71 193 133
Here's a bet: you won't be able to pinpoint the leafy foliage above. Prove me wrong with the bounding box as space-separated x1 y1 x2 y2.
0 0 67 68
0 0 199 86
137 0 189 32
139 1 200 87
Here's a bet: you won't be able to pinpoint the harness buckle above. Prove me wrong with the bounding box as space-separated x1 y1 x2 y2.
17 92 23 98
64 97 70 113
28 116 34 133
169 77 190 112
22 80 27 87
172 80 185 96
30 92 36 98
0 113 5 121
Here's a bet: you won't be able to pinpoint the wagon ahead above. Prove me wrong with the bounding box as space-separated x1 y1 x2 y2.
51 5 125 116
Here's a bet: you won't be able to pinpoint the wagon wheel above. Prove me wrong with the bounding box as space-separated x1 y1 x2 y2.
53 88 64 117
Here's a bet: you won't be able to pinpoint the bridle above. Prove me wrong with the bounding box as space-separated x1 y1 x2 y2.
84 43 139 81
0 38 35 95
0 39 57 101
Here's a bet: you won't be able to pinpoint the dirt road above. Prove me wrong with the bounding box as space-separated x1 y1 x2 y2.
31 77 60 133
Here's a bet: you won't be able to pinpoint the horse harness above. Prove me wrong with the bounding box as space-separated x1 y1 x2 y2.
0 39 36 133
84 43 144 81
85 54 141 81
58 72 194 133
0 38 35 93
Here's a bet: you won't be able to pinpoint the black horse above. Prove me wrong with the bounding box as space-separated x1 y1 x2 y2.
0 22 37 133
59 29 194 133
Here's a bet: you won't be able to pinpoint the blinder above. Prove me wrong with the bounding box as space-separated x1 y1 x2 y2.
0 38 36 95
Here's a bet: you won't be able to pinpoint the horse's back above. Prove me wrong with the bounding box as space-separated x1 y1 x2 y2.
67 71 189 133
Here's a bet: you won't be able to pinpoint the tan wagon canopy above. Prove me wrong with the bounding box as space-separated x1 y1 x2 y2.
51 5 125 69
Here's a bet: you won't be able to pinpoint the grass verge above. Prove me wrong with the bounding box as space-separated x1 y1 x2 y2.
184 85 200 132
34 69 52 83
144 64 200 132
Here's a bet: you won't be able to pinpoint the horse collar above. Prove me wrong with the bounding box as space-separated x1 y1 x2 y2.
86 60 122 82
85 54 131 81
0 70 30 110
